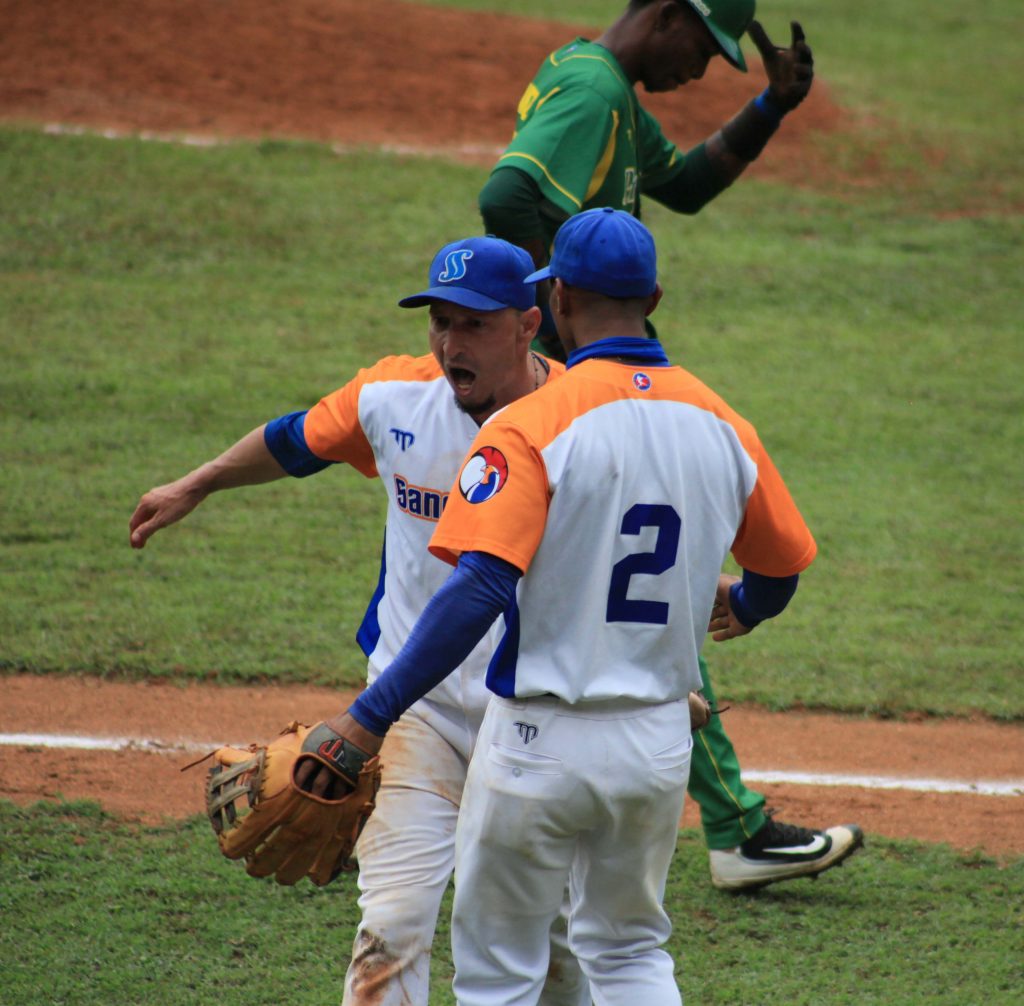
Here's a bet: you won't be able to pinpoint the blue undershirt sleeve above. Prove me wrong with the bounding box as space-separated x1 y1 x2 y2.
264 411 334 478
729 570 799 629
350 551 522 735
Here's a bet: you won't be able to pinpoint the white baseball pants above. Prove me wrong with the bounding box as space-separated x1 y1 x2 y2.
451 695 692 1006
342 702 591 1006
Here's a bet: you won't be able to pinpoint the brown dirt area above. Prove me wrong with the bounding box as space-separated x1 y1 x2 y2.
1 0 1020 858
0 0 846 180
2 674 1022 857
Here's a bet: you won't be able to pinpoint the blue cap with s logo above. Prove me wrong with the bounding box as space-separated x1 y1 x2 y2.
398 236 536 311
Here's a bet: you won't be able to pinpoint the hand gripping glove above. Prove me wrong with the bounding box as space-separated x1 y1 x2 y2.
205 721 381 886
689 690 712 731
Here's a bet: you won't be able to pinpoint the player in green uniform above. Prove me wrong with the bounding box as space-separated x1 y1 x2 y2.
481 0 815 353
481 0 863 892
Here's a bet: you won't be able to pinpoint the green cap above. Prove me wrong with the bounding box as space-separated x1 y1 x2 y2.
683 0 755 72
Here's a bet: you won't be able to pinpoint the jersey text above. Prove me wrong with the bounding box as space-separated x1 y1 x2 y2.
394 474 450 522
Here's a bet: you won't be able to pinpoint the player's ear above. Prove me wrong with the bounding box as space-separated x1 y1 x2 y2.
552 278 569 318
644 283 664 317
654 0 683 32
520 305 542 343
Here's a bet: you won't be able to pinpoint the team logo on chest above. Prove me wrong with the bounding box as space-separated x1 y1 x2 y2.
459 446 508 503
633 372 652 392
389 427 415 451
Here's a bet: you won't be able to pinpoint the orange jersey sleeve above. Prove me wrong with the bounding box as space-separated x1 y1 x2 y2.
429 421 550 572
729 434 817 576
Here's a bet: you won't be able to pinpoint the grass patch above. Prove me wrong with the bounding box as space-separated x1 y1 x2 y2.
2 125 1020 715
1 801 1021 1004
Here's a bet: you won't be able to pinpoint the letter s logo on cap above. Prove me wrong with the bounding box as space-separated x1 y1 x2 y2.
439 249 474 283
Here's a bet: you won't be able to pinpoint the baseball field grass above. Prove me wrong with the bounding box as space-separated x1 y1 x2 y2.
2 801 1021 1005
1 0 1022 1001
1 126 1020 715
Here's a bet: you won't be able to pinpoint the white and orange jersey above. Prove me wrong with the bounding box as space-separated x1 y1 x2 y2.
430 356 816 705
303 353 565 723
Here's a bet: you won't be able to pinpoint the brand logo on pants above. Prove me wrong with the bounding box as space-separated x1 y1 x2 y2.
514 721 539 745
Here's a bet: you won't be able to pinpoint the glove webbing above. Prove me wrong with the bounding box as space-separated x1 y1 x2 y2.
207 750 265 833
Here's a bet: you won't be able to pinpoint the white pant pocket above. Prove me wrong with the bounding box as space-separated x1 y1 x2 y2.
487 742 564 776
648 735 693 772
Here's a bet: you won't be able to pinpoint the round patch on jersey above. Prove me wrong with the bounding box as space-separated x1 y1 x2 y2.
459 446 509 503
633 371 652 392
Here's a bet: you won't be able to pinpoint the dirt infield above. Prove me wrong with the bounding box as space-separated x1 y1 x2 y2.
0 0 846 181
3 674 1022 857
1 0 1021 858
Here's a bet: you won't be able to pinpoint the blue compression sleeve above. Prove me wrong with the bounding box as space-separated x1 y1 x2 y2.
351 552 522 735
264 411 333 478
729 570 799 629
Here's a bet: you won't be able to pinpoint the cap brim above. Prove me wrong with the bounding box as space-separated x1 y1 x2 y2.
397 287 513 310
708 24 747 71
523 265 552 285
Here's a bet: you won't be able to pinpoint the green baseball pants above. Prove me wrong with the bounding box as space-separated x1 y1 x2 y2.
687 656 767 849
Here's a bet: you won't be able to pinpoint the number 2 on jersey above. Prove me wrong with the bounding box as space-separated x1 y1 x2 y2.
606 504 681 625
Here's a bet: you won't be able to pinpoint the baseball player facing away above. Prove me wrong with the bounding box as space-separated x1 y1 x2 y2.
308 209 825 1004
481 0 864 893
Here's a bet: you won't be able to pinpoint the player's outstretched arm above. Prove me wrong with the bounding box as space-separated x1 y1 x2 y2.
295 551 522 795
128 425 287 549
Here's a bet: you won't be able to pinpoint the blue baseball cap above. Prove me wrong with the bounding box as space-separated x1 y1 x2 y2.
524 208 657 298
399 236 536 311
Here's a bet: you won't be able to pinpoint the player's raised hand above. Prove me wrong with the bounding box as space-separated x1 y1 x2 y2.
748 20 814 112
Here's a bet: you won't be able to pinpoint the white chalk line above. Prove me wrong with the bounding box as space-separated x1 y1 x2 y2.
740 770 1022 799
2 733 1022 797
41 122 504 160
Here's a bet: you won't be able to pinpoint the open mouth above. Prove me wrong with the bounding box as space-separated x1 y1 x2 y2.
448 365 476 394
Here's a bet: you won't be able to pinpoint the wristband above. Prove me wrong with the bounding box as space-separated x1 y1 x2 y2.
728 581 763 629
753 87 786 124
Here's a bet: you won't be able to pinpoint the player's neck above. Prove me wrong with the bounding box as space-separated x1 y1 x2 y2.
594 12 646 84
474 354 548 425
574 327 647 350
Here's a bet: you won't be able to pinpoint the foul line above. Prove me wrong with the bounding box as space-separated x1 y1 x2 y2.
740 769 1022 799
0 732 222 754
2 733 1022 797
41 123 504 161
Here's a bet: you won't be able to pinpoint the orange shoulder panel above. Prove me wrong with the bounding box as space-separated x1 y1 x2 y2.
303 355 441 477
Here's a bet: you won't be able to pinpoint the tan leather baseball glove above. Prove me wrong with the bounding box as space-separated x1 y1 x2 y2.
204 720 381 886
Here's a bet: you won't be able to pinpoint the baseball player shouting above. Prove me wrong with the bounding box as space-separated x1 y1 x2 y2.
129 238 591 1004
480 0 862 894
307 209 824 1003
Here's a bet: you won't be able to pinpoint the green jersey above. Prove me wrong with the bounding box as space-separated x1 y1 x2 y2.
495 38 685 245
